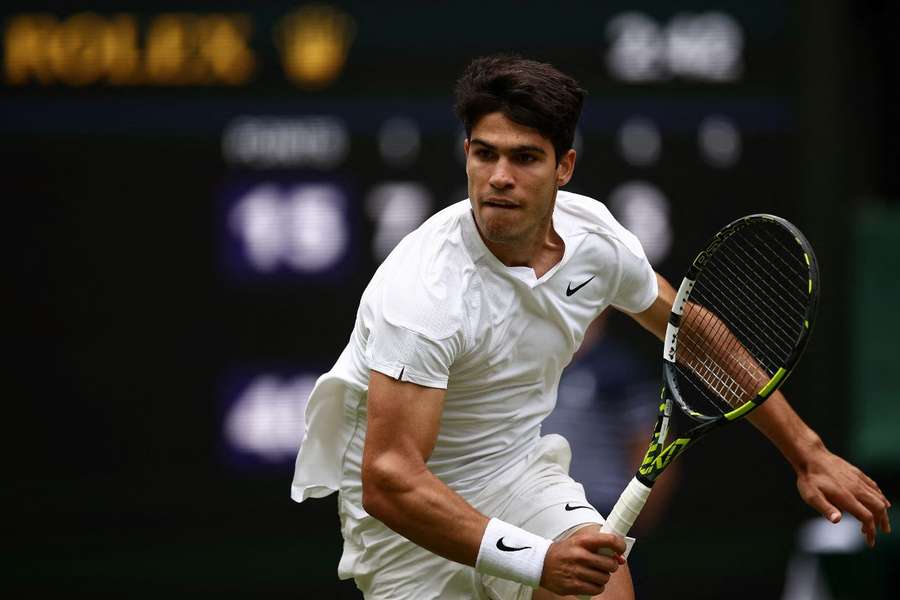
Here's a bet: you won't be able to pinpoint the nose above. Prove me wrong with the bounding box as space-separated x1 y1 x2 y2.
489 158 514 190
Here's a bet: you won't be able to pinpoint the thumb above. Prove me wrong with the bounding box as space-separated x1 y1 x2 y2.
587 532 627 555
807 492 842 523
570 529 607 552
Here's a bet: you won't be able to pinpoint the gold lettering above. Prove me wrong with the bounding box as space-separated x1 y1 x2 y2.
277 6 355 89
46 13 107 85
4 14 56 84
4 11 257 87
199 15 254 85
145 14 190 85
103 14 140 84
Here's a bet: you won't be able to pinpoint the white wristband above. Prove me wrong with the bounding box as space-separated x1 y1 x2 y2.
475 518 552 588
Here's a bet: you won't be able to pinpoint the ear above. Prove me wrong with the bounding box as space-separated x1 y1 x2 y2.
463 138 470 157
556 148 577 187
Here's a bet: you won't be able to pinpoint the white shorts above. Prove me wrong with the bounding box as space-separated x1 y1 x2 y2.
340 434 605 600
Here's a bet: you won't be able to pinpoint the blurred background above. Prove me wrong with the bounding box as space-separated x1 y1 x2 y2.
7 1 899 598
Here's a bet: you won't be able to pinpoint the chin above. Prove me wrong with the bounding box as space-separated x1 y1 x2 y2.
480 219 522 245
475 205 529 244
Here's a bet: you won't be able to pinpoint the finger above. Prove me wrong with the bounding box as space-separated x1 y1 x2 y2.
804 490 842 523
854 494 887 534
578 584 605 597
579 551 620 576
855 485 889 512
593 532 627 555
856 488 892 534
861 522 875 548
874 506 891 534
858 472 890 507
836 494 876 546
858 471 880 493
846 496 875 531
581 565 612 587
856 469 884 495
566 564 608 596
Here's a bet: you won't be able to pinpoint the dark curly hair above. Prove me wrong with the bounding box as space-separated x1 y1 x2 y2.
454 55 587 163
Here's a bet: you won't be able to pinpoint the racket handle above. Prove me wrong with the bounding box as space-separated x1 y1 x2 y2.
577 478 652 600
601 476 652 539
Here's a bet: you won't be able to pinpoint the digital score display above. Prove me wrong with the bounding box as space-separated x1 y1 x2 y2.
3 1 798 468
3 5 355 87
220 369 320 469
221 179 357 281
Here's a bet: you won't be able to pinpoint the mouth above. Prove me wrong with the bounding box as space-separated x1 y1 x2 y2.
481 197 520 209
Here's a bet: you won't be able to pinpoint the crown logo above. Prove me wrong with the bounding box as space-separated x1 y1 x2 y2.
276 5 355 89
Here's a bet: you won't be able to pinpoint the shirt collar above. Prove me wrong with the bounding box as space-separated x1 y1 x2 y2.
460 195 581 286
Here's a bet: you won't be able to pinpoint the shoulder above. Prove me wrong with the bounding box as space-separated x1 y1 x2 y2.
373 201 478 340
555 191 646 260
556 191 657 311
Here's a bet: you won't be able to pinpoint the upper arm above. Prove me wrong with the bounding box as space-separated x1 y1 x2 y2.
363 370 447 489
622 272 676 342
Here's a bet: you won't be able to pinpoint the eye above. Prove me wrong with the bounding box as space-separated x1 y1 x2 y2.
474 148 496 160
515 153 537 164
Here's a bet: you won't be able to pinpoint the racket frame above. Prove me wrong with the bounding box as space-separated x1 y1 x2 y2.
601 214 819 541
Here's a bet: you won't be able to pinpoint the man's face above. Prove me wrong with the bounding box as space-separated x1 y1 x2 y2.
465 112 575 246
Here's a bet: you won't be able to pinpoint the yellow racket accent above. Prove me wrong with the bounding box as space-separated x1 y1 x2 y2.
638 436 692 476
724 400 757 421
759 366 787 397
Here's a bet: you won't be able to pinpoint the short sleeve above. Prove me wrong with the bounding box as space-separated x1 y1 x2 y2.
610 236 658 314
365 318 461 389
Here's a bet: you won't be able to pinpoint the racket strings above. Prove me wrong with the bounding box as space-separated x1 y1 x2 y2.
675 221 811 414
748 228 810 304
729 227 809 341
726 236 807 312
730 237 809 318
713 228 808 337
698 252 799 361
698 225 808 359
686 262 796 365
676 309 762 410
682 253 797 379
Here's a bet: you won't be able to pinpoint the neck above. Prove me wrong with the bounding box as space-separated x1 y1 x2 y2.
482 222 555 265
476 213 565 278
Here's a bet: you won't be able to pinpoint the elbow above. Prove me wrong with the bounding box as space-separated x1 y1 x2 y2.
360 468 385 518
361 454 415 520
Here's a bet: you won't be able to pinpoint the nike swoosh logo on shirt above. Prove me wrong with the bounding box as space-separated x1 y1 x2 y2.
564 503 594 512
566 276 595 297
496 538 532 552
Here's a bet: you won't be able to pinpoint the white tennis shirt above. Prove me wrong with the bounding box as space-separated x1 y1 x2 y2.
291 191 658 506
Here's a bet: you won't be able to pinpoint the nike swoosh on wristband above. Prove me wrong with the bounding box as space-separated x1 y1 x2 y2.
496 537 532 552
566 276 595 296
564 503 594 511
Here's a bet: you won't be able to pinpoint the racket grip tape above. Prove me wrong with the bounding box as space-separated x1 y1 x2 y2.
576 478 651 600
600 476 652 538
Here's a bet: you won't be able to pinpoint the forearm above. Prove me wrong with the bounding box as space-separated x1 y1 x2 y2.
363 457 488 566
636 280 890 545
363 370 488 565
747 389 825 471
680 301 769 407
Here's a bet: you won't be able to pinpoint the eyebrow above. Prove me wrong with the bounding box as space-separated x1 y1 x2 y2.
470 138 547 155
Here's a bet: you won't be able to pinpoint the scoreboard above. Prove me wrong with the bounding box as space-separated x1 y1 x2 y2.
6 0 805 492
8 2 847 597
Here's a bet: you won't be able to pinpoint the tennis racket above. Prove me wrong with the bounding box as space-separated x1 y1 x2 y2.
599 213 820 552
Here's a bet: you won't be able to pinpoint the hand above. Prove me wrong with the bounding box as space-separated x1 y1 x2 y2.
795 446 892 547
539 526 626 597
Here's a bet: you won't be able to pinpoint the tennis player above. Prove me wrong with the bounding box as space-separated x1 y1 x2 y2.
291 55 890 599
